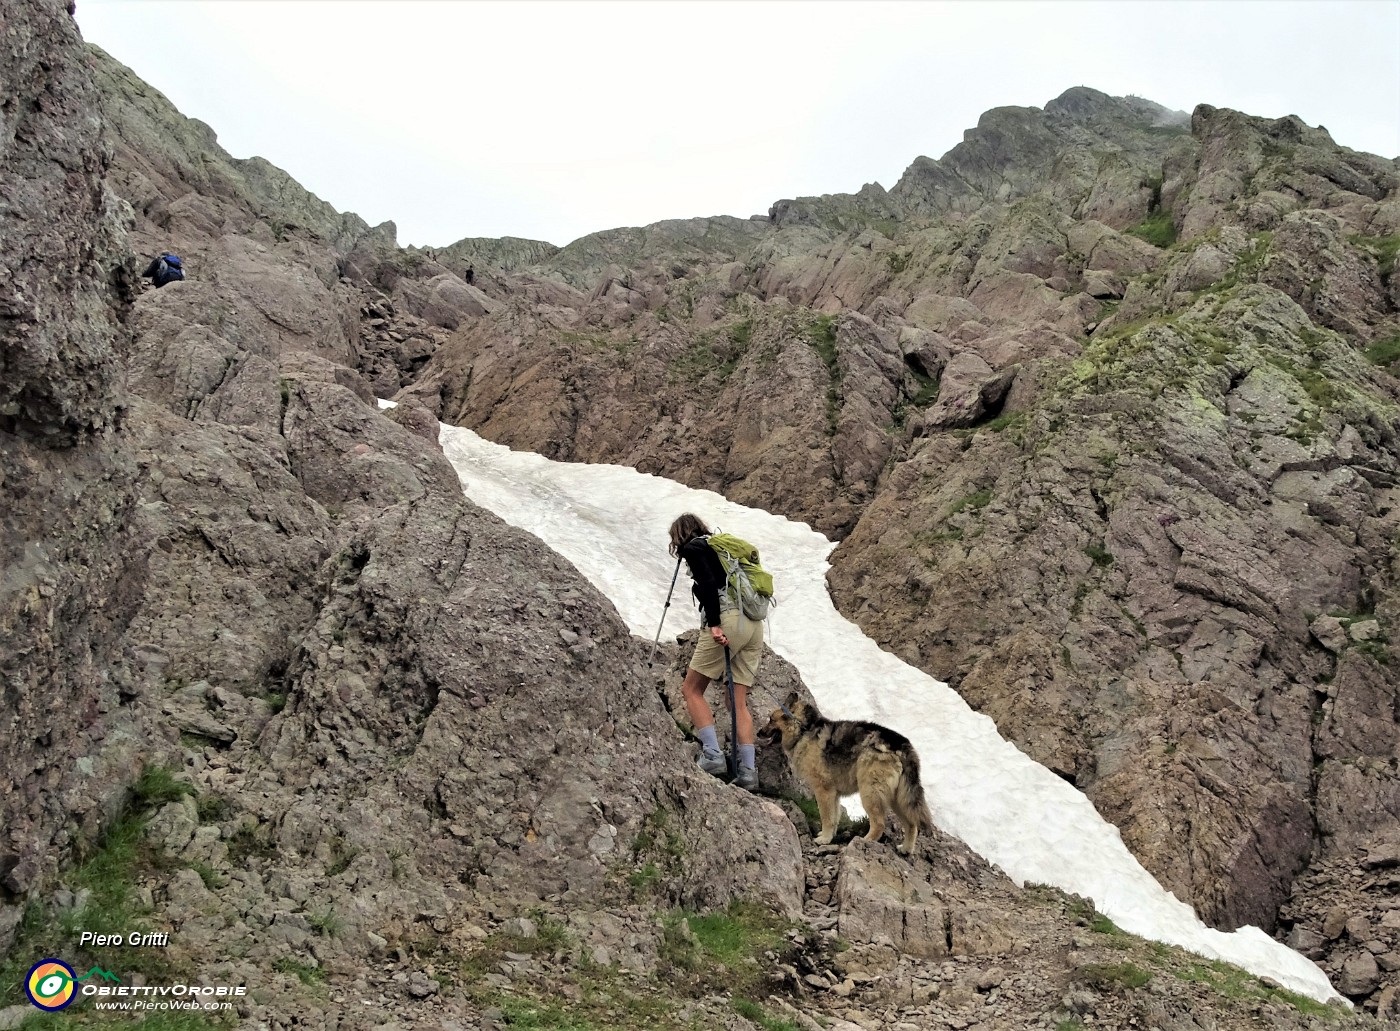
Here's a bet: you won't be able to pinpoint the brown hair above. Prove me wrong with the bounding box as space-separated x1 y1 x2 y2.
668 513 712 556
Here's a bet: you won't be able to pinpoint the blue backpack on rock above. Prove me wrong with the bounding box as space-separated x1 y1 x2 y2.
146 253 185 287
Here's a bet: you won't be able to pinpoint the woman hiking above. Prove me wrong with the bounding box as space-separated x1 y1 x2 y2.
668 513 764 790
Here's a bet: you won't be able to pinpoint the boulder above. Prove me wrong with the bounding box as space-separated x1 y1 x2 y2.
1337 951 1381 997
835 847 949 959
1309 615 1348 653
919 353 1016 430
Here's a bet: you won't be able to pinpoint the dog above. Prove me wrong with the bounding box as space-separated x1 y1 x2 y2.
759 692 934 855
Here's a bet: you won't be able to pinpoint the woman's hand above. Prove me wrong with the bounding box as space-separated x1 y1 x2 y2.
710 625 728 646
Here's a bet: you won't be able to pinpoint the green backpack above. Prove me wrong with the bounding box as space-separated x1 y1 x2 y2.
707 532 774 621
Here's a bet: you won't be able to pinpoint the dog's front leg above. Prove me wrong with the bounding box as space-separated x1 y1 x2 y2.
814 789 839 845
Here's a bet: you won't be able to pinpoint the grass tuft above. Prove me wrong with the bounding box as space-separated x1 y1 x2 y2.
985 411 1026 433
1127 211 1176 248
948 489 992 516
492 996 594 1031
1351 233 1400 279
196 794 233 824
273 956 325 986
1084 544 1114 568
657 900 792 997
1364 334 1400 368
733 998 802 1031
308 907 342 938
1174 957 1335 1016
1075 961 1152 989
134 766 196 808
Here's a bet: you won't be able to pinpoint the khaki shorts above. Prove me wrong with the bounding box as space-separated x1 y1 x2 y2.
689 609 765 685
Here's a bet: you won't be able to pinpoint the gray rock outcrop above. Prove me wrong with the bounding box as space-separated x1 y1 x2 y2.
0 0 146 920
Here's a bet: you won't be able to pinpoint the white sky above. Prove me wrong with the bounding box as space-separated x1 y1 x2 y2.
77 1 1400 249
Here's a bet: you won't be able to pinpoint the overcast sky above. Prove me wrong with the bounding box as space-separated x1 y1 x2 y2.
76 1 1400 249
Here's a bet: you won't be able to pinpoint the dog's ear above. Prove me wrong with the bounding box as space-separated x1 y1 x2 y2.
784 691 800 710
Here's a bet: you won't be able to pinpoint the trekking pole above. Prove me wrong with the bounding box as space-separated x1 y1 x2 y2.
724 644 738 782
646 557 683 668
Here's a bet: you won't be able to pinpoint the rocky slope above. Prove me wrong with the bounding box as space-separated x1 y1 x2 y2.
0 0 146 940
397 86 1400 1018
4 7 795 1026
1 1 1397 1027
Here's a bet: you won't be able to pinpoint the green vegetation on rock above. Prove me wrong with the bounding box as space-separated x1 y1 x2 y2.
1363 334 1400 367
0 766 192 1006
1173 957 1336 1018
273 956 326 987
628 806 687 898
1350 233 1400 280
949 489 993 516
733 998 802 1031
448 902 795 1031
805 315 842 435
778 791 869 840
1127 210 1176 248
1074 960 1152 989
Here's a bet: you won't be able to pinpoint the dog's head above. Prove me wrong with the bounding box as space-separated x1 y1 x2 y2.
757 692 814 749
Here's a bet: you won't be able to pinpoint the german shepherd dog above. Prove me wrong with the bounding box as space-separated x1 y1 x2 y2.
759 693 934 855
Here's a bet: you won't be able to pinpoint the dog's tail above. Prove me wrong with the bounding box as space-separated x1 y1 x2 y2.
898 749 935 833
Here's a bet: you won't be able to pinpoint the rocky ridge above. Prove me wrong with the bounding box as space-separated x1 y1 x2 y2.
1 2 1398 1027
422 237 560 278
398 86 1400 1016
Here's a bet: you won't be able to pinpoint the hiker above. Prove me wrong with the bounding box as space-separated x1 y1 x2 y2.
140 253 184 288
668 513 765 791
464 265 474 285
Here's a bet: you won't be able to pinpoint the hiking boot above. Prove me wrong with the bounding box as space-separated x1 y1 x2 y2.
734 765 759 792
696 748 728 778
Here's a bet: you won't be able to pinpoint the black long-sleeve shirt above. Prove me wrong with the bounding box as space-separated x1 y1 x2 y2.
679 536 728 628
